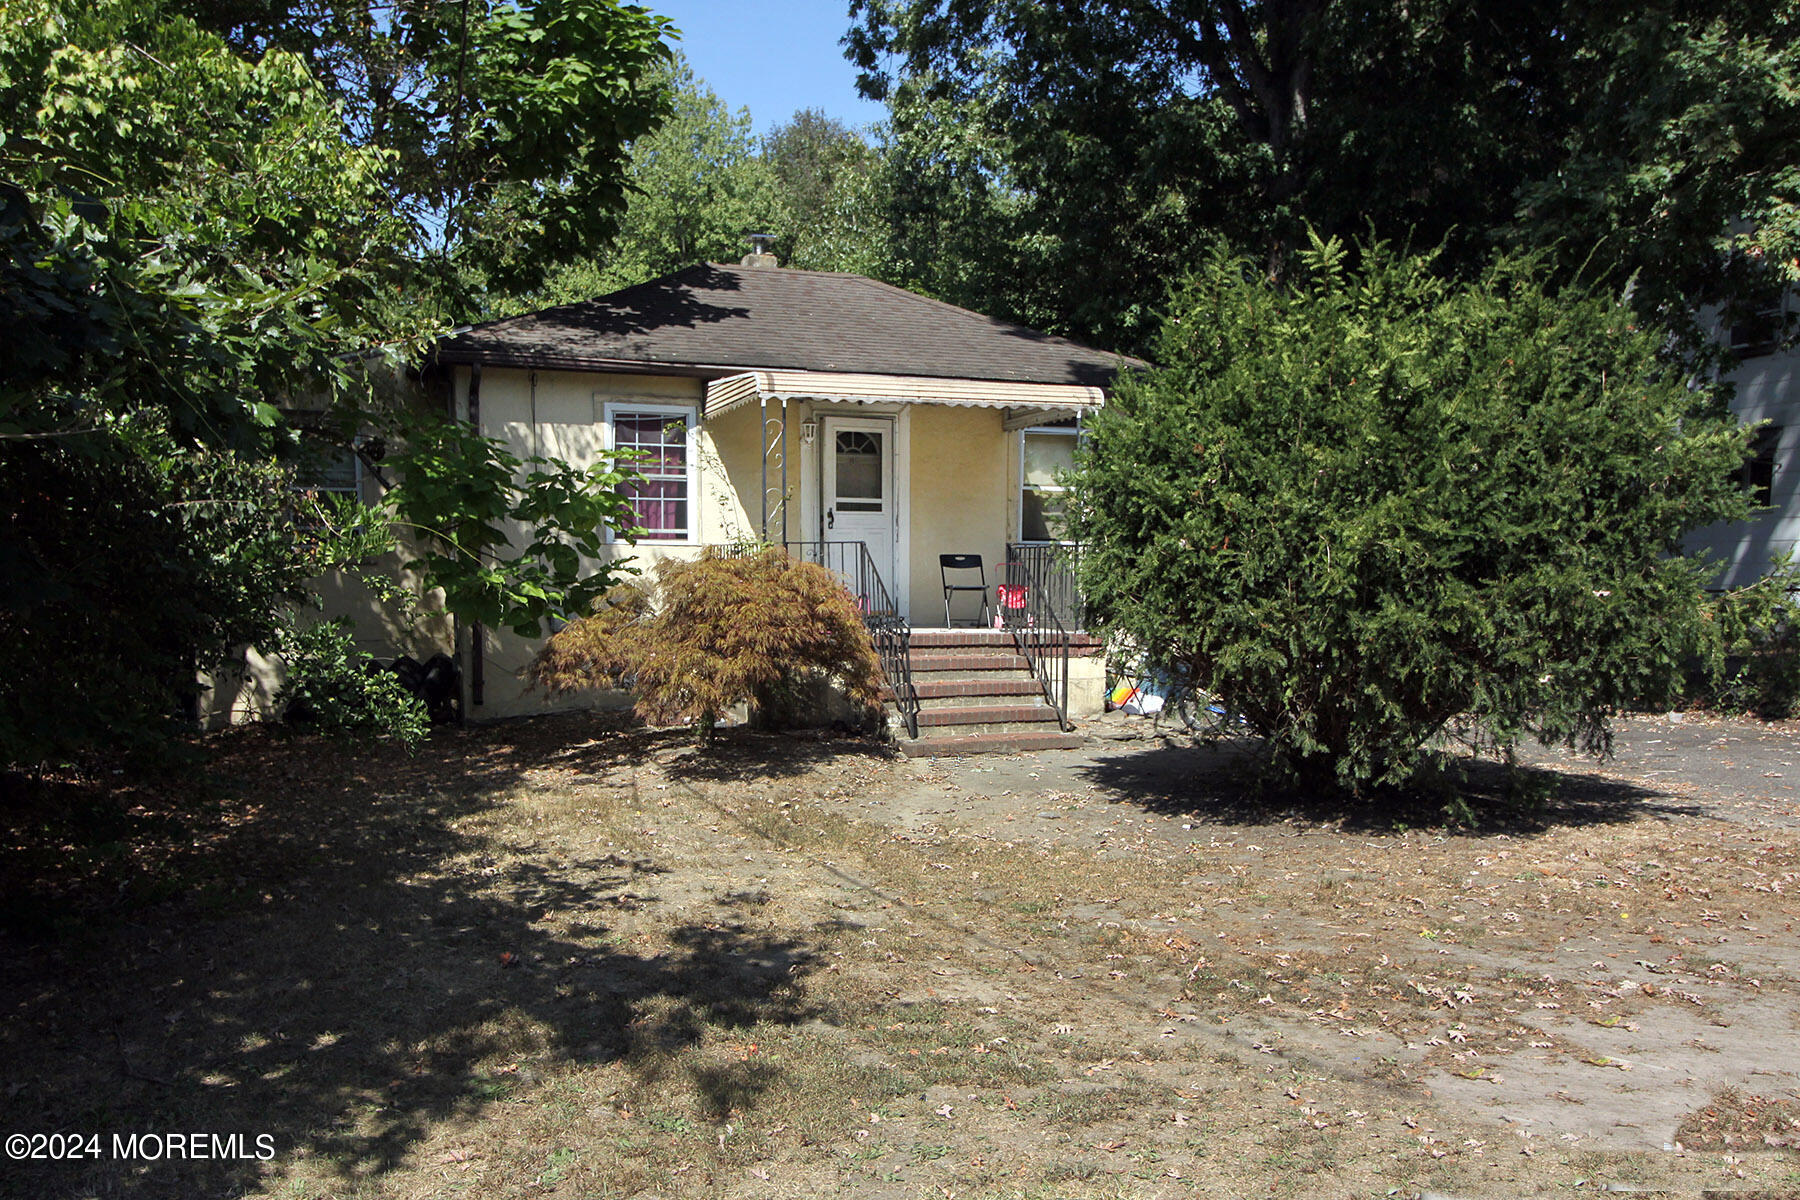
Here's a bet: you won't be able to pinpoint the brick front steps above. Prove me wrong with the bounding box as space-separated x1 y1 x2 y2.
897 730 1085 757
892 627 1088 756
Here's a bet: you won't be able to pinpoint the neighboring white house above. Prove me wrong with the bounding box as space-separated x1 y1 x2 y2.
1684 304 1800 588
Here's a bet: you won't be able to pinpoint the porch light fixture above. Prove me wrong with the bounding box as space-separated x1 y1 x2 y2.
800 419 818 445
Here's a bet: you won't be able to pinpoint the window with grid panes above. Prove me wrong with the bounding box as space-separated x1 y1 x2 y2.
608 406 694 540
1020 428 1078 542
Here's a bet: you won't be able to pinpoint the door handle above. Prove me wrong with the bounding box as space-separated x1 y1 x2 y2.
826 507 835 529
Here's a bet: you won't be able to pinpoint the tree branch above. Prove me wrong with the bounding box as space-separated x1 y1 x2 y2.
1126 1 1264 140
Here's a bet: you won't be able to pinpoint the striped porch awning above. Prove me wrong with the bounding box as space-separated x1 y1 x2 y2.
704 370 1104 429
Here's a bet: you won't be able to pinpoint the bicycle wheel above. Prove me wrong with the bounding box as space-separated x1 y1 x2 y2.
1169 689 1203 732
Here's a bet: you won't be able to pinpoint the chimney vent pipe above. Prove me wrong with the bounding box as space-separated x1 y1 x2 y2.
741 233 779 268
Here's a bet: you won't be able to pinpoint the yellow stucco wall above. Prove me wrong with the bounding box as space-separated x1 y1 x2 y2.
200 351 454 727
458 367 725 718
455 367 809 719
198 506 453 728
699 400 769 546
906 405 1010 624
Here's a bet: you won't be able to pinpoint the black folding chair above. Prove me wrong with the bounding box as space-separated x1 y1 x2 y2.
939 553 990 627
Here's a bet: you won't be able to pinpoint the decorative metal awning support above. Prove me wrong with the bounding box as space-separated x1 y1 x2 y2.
759 392 788 544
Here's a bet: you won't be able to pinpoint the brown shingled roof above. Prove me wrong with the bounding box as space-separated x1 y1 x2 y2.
433 263 1139 387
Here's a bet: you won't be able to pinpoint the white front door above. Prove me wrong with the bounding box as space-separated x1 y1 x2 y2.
822 415 898 611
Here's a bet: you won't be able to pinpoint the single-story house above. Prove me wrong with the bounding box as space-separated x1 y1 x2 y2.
405 247 1140 748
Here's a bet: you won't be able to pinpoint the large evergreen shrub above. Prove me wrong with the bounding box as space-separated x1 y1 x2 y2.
1071 238 1767 790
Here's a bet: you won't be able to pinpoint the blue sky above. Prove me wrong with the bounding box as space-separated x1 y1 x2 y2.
649 1 887 137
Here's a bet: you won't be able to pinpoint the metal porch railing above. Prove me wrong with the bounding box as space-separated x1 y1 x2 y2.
1004 542 1084 630
1000 544 1078 731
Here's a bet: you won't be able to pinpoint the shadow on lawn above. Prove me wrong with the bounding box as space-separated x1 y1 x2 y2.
1073 737 1704 835
660 730 895 784
499 716 893 786
0 715 828 1200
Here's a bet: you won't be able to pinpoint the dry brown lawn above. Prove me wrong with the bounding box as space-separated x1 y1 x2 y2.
3 712 1799 1199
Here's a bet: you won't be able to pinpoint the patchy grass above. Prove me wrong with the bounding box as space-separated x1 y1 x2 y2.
3 713 1799 1199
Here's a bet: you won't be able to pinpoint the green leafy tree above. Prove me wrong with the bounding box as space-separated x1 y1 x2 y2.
850 0 1329 349
1070 238 1770 791
0 0 416 765
1 0 410 447
0 0 655 766
529 549 884 740
377 413 644 638
849 0 1800 358
762 108 890 274
764 109 864 226
177 0 674 308
1509 3 1800 359
526 76 896 308
0 415 397 767
529 55 776 304
862 81 1054 328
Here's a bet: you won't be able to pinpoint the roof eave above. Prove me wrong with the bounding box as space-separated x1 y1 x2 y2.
428 347 742 379
429 344 1135 388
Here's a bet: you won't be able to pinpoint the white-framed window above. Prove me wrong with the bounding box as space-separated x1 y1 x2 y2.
604 402 698 542
1730 301 1792 358
1721 263 1794 358
294 443 362 499
1018 425 1080 543
1741 423 1784 508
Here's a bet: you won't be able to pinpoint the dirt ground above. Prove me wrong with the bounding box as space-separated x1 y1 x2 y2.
2 709 1798 1200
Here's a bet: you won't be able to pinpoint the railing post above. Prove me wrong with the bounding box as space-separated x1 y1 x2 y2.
1002 543 1074 731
